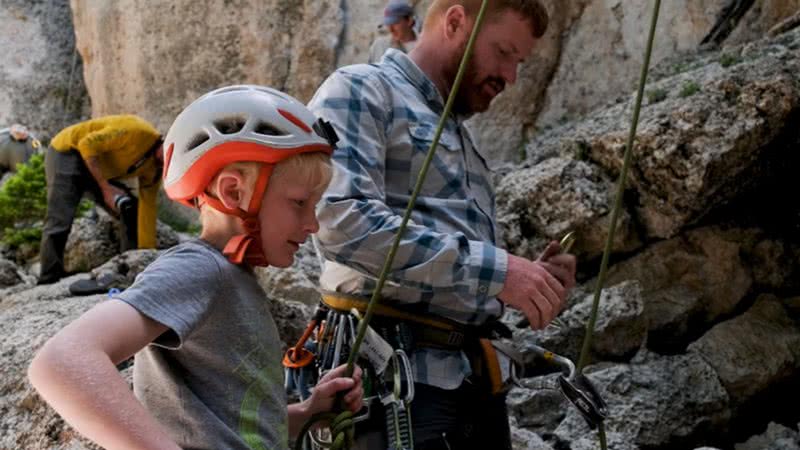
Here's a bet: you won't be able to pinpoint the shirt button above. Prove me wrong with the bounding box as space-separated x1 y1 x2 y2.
478 285 488 294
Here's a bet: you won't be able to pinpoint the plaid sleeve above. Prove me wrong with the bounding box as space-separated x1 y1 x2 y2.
308 70 508 298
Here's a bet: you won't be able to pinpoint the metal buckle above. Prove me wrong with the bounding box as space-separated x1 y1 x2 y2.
446 330 464 347
313 118 340 147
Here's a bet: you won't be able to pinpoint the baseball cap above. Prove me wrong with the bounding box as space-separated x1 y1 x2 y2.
9 124 29 141
382 0 414 27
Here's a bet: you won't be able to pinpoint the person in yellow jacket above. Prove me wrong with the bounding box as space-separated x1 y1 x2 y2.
38 115 163 285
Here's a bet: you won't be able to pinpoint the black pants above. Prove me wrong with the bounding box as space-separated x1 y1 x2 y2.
353 380 512 450
38 147 137 283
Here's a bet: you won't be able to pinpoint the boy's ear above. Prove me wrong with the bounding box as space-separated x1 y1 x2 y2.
214 169 252 211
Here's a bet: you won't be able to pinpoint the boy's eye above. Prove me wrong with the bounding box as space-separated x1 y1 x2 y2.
294 199 306 207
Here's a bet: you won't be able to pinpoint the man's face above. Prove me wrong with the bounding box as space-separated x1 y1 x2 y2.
257 175 323 268
388 16 415 42
452 10 537 115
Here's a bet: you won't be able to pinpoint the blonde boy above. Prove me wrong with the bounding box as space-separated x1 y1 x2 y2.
28 85 362 450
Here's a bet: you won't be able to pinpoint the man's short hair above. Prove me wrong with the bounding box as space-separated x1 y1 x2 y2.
425 0 549 38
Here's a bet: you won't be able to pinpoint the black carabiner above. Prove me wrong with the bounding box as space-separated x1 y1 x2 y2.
558 374 608 429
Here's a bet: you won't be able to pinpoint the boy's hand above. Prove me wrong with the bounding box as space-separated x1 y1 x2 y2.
306 364 364 415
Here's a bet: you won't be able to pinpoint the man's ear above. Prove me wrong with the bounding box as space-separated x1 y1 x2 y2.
443 5 468 42
213 169 252 211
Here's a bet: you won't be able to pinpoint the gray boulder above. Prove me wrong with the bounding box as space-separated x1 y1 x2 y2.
0 257 24 288
509 417 554 450
0 280 103 450
735 422 800 450
496 157 641 260
0 0 90 139
604 226 752 333
515 281 647 366
688 295 800 405
507 374 567 435
554 353 730 448
528 28 800 239
64 208 179 275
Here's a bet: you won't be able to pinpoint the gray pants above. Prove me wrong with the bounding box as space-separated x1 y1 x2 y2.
38 147 136 283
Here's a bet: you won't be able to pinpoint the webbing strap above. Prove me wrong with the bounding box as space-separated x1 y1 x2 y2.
321 293 460 332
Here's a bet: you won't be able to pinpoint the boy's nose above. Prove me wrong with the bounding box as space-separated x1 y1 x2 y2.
306 215 320 234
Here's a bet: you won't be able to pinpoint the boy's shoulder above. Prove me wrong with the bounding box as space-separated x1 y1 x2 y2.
146 239 229 280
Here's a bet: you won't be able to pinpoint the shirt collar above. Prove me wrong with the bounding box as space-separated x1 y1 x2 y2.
383 49 445 110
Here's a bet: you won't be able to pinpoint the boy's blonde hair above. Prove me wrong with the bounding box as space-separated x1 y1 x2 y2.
200 151 333 222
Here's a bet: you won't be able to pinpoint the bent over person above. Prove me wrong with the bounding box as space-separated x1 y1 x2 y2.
38 115 163 284
309 1 576 449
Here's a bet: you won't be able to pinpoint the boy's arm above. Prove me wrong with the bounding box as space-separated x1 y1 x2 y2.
28 299 181 450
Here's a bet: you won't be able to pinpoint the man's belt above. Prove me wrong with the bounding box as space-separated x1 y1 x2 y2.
320 292 507 351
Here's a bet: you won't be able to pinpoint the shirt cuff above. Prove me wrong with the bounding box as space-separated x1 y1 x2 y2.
467 241 508 299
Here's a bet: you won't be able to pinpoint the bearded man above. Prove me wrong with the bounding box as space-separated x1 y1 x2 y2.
309 1 576 448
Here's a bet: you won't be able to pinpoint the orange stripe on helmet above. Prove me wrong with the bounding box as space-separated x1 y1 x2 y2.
164 141 332 204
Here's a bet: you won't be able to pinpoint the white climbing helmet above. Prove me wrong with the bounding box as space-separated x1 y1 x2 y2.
162 84 337 207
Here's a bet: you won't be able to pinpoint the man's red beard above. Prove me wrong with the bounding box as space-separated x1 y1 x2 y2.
446 41 506 116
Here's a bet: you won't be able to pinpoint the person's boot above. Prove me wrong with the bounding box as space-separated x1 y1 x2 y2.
68 273 118 296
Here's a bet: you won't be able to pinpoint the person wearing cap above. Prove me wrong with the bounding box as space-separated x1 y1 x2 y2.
368 0 419 63
38 114 164 285
0 124 41 173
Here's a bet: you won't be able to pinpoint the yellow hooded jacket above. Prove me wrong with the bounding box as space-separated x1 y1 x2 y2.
51 115 161 249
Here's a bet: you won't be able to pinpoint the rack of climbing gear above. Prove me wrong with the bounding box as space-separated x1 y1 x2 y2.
284 303 418 450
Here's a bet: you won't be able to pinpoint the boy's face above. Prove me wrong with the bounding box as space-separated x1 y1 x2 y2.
257 175 323 268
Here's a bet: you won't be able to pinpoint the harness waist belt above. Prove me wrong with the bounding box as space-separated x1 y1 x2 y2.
321 292 506 350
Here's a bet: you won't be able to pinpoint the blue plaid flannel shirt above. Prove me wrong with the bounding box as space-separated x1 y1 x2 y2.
308 50 509 389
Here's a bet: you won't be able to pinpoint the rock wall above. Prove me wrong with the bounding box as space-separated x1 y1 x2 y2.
0 0 89 140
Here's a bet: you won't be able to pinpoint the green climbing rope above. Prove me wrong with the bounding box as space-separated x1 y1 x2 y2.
294 1 491 449
575 1 662 448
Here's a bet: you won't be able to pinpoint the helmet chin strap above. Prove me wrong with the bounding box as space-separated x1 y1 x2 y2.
198 164 274 266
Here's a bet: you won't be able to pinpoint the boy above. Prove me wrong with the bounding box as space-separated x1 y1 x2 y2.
28 85 362 450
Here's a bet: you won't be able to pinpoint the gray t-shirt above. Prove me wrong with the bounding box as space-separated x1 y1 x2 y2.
117 239 288 450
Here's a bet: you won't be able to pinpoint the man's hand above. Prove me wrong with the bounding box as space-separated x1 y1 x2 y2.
498 241 576 330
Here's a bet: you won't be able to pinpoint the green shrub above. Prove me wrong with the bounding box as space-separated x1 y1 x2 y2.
647 88 668 104
719 53 741 68
2 226 42 249
680 81 701 98
0 154 93 248
0 154 48 244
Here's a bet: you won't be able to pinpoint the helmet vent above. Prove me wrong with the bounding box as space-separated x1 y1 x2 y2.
214 116 247 135
254 121 288 137
187 132 210 151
